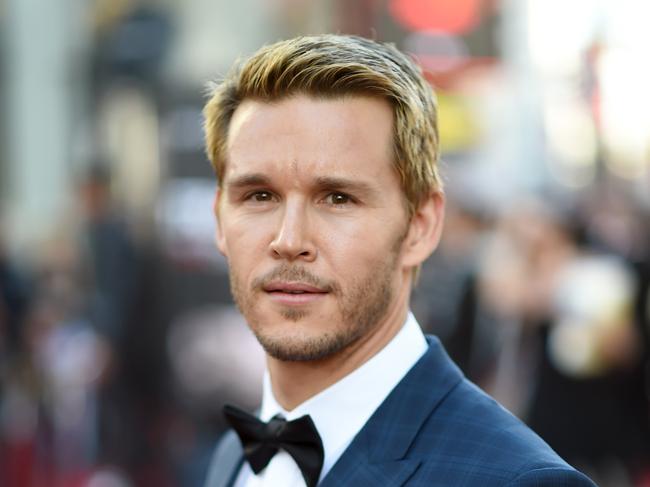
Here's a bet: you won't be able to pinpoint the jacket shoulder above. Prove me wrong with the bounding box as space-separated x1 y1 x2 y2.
506 468 596 487
504 467 597 486
407 379 594 485
203 430 243 487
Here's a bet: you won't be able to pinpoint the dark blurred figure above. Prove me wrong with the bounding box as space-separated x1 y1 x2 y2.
0 226 34 487
79 166 137 349
77 165 141 469
0 229 32 415
0 225 31 361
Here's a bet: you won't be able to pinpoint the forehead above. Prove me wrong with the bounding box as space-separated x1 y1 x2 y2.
223 95 396 184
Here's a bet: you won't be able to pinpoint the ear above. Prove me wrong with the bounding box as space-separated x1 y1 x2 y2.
213 189 228 257
401 191 445 268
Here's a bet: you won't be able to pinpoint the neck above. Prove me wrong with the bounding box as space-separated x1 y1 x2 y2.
266 284 411 411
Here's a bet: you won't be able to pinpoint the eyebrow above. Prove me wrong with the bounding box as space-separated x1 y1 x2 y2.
313 176 376 197
224 173 272 190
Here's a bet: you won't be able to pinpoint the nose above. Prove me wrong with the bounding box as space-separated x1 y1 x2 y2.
269 200 317 262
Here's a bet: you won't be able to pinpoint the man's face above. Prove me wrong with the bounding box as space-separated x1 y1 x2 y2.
215 95 418 362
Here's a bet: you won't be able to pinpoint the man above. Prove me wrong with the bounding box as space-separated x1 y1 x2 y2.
202 35 596 487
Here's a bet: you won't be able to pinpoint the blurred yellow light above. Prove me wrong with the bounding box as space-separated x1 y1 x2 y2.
437 92 480 153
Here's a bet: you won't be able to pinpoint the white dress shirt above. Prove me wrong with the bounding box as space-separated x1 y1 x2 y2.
235 312 428 487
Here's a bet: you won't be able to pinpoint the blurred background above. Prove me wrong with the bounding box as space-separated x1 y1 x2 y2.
0 0 649 486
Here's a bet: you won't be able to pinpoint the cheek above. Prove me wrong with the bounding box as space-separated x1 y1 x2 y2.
319 218 402 273
225 211 274 245
222 221 269 266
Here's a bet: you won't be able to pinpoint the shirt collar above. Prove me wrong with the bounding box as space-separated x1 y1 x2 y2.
259 311 427 478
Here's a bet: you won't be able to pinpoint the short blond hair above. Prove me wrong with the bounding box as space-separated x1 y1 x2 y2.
203 34 441 216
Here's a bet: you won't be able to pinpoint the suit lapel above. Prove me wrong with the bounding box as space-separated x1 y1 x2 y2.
320 337 463 487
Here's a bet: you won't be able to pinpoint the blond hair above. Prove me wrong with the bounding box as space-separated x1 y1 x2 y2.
203 34 441 216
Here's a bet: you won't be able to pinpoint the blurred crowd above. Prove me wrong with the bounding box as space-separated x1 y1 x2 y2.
413 184 650 487
0 168 171 487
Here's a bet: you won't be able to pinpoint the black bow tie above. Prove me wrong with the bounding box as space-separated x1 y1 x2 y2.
223 404 324 487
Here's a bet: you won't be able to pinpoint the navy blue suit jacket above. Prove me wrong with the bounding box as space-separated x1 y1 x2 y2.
204 337 596 486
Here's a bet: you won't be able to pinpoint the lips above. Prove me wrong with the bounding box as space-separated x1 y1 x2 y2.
262 281 329 306
263 282 328 294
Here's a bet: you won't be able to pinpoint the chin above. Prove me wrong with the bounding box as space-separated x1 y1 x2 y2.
251 320 356 362
257 333 352 362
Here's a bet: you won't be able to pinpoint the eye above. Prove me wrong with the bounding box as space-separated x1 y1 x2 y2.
326 192 351 206
247 191 274 202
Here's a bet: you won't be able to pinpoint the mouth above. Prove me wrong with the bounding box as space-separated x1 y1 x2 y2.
262 281 329 305
263 281 328 294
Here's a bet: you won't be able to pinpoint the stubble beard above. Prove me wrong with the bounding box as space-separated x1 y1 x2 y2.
229 252 400 362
